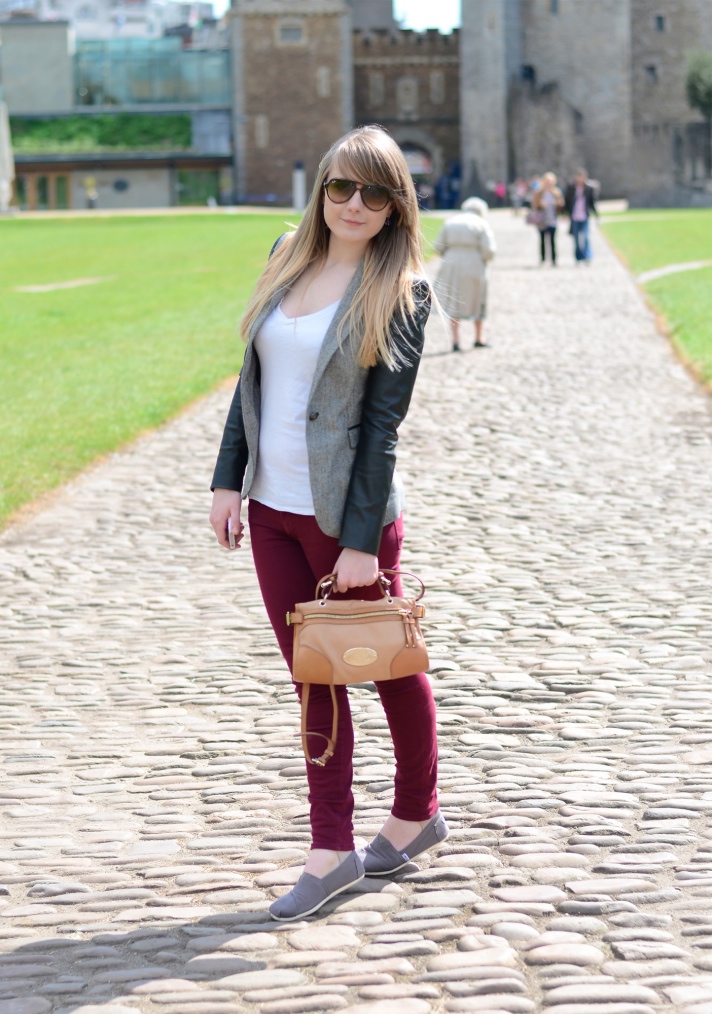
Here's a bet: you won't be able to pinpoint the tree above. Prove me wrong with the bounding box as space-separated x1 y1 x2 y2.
686 51 712 175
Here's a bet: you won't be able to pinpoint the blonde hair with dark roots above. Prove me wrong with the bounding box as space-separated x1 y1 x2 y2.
239 125 426 369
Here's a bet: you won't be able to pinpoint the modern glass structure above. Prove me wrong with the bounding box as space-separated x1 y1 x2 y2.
75 38 230 106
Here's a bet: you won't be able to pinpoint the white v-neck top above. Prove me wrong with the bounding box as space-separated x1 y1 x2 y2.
249 299 340 514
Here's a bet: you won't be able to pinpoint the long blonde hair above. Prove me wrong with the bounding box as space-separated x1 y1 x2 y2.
240 125 426 369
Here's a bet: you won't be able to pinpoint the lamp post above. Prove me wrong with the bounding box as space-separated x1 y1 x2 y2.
292 160 306 211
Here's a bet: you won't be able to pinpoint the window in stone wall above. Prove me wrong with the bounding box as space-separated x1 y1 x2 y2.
317 66 331 99
430 70 445 104
369 72 385 108
655 14 666 32
396 76 418 119
645 64 658 84
550 0 559 13
278 19 305 46
255 114 269 149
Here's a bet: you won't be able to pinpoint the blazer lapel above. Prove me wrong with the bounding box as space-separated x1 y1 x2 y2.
309 261 364 395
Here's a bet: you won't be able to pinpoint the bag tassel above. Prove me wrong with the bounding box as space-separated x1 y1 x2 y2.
300 682 338 766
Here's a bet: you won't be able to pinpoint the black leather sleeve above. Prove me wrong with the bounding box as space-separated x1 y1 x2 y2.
339 280 432 556
210 375 249 492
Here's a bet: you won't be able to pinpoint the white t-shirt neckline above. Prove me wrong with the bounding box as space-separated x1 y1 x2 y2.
276 299 340 322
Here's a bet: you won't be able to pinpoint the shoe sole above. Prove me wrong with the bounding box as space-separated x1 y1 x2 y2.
364 827 451 877
268 873 365 921
364 858 416 877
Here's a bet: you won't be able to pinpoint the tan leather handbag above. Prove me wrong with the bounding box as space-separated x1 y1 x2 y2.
288 570 428 766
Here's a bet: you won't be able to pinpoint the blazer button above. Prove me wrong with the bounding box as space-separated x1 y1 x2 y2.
309 411 319 421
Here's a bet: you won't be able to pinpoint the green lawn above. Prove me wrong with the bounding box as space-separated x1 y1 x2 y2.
0 213 292 526
601 209 712 385
0 211 445 528
421 214 446 252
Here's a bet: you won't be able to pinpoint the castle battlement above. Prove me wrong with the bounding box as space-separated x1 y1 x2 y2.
354 26 459 65
355 27 458 50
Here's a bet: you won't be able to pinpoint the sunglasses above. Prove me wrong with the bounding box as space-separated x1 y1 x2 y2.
323 178 392 213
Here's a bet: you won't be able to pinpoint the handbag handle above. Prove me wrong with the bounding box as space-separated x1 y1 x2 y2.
314 568 425 603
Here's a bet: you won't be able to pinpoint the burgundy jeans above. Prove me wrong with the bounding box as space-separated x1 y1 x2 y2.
248 499 439 851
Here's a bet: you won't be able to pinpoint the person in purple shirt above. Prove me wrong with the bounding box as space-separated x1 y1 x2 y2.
564 168 598 264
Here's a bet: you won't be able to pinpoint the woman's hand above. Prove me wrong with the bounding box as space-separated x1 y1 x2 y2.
333 547 379 593
209 488 243 550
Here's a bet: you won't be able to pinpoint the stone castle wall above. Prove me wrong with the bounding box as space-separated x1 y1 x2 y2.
353 28 460 179
229 0 712 206
230 0 352 203
460 0 509 193
516 0 633 196
507 79 585 185
631 0 712 127
628 0 712 204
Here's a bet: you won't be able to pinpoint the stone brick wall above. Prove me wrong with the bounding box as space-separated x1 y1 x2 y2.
631 0 712 127
353 27 459 179
628 0 712 203
231 0 352 204
460 0 509 195
517 0 633 196
508 79 585 185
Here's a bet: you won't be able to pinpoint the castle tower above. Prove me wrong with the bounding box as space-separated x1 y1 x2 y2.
460 0 510 195
229 0 353 204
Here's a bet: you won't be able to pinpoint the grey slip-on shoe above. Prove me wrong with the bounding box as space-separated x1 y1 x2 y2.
269 850 365 921
361 811 450 876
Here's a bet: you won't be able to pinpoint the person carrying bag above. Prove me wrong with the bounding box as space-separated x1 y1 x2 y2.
209 126 449 922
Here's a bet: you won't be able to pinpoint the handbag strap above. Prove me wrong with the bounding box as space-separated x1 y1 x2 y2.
314 569 426 602
300 683 338 767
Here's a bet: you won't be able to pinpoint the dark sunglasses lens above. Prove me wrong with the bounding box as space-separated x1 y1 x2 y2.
326 179 356 203
361 185 390 211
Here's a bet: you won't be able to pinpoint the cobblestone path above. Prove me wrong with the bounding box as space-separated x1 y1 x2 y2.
2 214 712 1014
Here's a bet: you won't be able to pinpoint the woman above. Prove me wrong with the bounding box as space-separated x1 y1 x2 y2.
209 126 448 922
532 171 564 266
434 196 496 351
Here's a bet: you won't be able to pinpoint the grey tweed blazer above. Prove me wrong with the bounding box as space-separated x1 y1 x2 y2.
211 263 431 555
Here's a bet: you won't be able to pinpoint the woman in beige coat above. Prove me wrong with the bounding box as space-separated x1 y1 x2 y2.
434 196 496 351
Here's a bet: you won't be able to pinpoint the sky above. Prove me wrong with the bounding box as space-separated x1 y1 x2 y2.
210 0 461 33
393 0 460 33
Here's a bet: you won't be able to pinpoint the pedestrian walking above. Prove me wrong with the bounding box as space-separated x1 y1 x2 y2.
209 125 449 922
531 171 564 266
433 196 496 351
564 167 598 264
